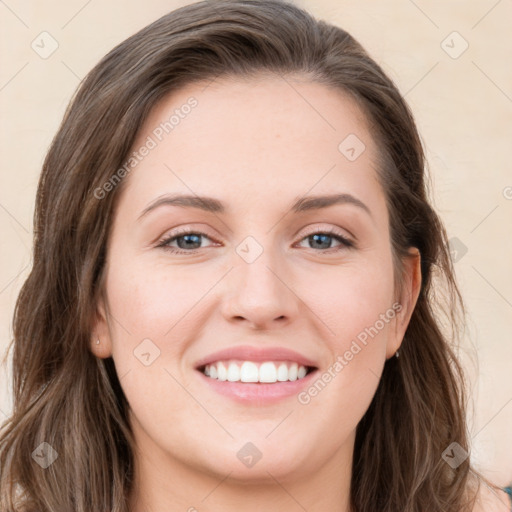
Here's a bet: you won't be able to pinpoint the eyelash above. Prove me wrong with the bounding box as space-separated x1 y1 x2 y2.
156 227 355 255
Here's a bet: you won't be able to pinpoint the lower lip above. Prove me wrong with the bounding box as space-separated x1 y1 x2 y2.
196 369 318 404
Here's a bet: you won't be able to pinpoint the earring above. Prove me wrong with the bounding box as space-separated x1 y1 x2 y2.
395 349 400 358
96 338 100 345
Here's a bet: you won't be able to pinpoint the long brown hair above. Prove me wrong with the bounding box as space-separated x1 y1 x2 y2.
0 1 491 510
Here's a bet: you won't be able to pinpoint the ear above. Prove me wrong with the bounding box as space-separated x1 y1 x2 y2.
90 289 113 359
386 247 422 359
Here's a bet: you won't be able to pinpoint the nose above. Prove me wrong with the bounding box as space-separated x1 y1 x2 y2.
220 251 300 331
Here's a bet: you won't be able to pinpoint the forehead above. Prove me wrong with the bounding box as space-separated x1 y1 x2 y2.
120 74 385 217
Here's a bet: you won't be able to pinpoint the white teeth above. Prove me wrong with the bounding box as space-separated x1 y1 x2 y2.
259 362 277 382
202 360 311 383
227 362 240 382
217 362 227 381
240 361 259 382
277 363 288 382
288 362 298 381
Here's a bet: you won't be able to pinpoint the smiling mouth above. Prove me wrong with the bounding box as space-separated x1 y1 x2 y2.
198 360 317 383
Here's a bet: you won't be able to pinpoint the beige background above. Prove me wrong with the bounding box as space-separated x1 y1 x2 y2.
1 0 511 485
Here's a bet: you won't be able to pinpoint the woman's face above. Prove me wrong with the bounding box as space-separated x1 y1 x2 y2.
92 74 420 485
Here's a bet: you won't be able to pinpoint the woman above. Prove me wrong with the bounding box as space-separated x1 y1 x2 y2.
0 1 510 510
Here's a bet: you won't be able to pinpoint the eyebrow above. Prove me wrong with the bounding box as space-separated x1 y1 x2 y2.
138 192 373 220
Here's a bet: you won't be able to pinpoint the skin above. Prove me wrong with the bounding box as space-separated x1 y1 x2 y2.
473 485 512 512
91 74 422 512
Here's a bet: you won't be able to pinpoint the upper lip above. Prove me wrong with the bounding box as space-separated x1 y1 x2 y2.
194 345 319 370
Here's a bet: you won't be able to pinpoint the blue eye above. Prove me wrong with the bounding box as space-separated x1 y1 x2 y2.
298 231 353 251
159 231 215 253
157 228 354 254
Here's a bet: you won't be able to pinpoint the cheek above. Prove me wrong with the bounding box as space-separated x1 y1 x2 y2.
294 251 395 404
103 255 235 403
103 260 207 382
106 259 208 335
318 265 396 395
297 251 396 346
103 262 214 441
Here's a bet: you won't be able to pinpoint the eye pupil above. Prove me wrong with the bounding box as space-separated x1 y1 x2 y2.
310 233 332 250
177 234 202 249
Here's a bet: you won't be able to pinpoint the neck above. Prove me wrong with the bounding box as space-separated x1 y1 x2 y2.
128 426 355 512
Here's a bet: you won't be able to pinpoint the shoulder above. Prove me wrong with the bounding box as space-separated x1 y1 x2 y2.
471 484 511 512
